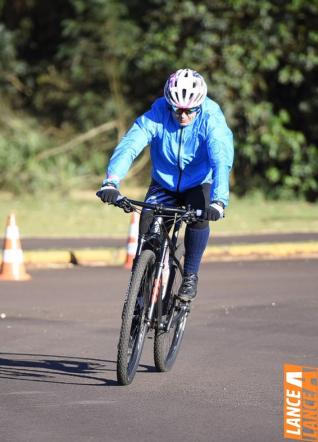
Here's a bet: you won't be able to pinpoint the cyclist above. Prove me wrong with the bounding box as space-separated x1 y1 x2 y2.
97 68 234 302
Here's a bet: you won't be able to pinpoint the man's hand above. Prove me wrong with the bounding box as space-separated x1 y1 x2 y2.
96 182 120 204
205 201 225 221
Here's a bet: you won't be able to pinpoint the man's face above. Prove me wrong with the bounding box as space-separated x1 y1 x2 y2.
171 106 200 126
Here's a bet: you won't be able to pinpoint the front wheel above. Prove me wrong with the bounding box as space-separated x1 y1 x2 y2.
117 249 155 385
154 243 188 372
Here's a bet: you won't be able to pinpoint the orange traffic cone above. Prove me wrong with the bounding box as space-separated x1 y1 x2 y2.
124 211 140 269
0 213 31 281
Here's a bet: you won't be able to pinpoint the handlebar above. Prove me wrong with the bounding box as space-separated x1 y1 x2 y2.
113 195 205 222
96 191 224 222
118 196 202 215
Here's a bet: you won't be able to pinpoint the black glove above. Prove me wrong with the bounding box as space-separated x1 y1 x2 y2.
205 201 225 221
96 182 120 204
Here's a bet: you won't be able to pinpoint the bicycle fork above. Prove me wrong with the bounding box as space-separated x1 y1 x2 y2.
140 214 188 330
146 246 190 331
146 238 169 327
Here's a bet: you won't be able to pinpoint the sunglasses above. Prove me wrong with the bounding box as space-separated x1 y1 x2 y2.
171 106 200 115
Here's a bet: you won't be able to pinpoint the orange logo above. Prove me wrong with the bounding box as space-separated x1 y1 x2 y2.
284 364 318 441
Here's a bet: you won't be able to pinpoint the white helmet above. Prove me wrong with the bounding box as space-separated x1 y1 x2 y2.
164 68 207 108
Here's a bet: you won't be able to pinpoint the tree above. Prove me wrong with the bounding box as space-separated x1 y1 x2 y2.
0 0 317 199
127 0 318 199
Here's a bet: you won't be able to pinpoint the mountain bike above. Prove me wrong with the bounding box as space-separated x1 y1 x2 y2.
113 196 205 385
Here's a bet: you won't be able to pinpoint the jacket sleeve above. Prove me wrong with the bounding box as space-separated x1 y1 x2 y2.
206 105 234 207
106 102 161 186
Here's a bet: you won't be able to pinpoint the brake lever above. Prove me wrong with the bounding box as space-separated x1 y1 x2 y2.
115 196 133 213
182 209 205 224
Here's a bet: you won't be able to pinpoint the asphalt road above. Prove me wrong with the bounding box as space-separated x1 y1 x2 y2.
20 232 318 250
1 259 318 442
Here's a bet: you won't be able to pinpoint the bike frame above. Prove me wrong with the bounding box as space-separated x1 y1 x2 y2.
135 213 183 330
115 197 204 333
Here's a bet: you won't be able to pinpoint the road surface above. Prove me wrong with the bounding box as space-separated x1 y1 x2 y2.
1 259 317 442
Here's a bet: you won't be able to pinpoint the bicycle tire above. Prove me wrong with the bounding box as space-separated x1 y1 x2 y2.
154 243 187 372
117 249 156 385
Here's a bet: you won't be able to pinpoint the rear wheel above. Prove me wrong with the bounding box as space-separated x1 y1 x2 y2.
154 243 188 372
117 249 155 385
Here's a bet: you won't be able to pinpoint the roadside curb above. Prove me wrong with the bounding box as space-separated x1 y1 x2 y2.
23 241 318 269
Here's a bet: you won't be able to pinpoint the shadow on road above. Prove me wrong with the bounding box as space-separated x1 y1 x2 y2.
0 353 156 386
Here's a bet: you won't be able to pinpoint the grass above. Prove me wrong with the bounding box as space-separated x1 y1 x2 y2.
1 187 318 238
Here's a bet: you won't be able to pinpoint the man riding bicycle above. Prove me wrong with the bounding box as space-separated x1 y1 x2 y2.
97 68 234 302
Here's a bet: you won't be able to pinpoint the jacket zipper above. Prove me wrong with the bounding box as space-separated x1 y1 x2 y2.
176 127 184 193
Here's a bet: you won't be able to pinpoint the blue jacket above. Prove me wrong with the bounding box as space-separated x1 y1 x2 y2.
106 97 234 206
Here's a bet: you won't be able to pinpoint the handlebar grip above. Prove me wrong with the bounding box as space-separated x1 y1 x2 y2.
96 190 122 199
201 209 225 220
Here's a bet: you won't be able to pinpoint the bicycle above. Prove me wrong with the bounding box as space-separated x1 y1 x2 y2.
109 196 205 385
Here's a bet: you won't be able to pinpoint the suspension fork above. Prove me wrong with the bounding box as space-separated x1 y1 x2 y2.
134 233 146 262
146 238 169 326
146 216 183 327
171 217 182 250
142 215 167 325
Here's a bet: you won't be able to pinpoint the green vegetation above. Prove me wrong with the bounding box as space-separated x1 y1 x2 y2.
0 1 317 200
1 190 317 237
